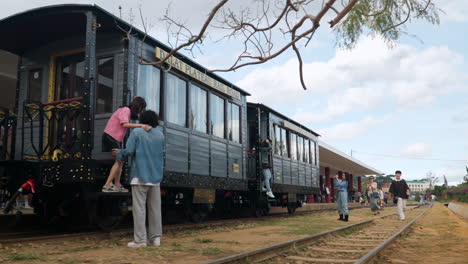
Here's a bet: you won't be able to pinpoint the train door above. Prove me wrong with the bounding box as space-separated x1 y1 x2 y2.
0 50 18 161
48 52 86 157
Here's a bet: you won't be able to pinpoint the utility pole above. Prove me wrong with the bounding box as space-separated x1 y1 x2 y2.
350 149 353 157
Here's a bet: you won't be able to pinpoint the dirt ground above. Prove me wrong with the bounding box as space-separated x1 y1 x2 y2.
376 202 468 264
0 207 399 264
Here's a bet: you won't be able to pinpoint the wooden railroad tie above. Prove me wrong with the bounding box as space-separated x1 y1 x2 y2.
325 242 376 247
307 248 368 253
287 256 358 263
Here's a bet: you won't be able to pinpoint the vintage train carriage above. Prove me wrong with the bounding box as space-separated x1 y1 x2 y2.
247 103 320 213
0 4 251 227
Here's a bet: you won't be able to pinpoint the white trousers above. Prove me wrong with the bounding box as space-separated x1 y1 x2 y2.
397 198 407 220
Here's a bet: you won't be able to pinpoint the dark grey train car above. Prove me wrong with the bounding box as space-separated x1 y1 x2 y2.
0 4 250 228
247 103 320 213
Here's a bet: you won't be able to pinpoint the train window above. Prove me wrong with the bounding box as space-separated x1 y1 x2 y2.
304 139 310 163
56 53 85 100
290 133 297 160
274 125 281 155
298 136 304 162
28 69 42 102
165 73 187 127
137 64 160 114
189 84 207 133
96 57 114 114
210 94 225 138
228 102 240 142
310 140 316 165
281 128 288 157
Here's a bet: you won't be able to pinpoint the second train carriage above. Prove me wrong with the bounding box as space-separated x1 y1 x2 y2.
0 4 320 229
247 103 320 214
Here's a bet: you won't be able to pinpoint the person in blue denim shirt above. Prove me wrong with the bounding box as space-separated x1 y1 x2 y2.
334 172 349 222
112 110 165 248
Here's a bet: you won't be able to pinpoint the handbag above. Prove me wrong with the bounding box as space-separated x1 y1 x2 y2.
372 192 380 199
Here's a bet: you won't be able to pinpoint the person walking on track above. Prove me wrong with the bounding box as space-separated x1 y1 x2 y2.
113 110 165 248
102 97 150 192
367 176 380 215
335 172 349 222
389 170 410 221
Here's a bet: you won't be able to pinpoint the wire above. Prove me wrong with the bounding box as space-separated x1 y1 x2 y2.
352 150 467 162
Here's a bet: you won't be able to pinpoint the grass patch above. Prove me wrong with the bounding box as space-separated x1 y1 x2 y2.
193 238 214 243
7 253 43 261
171 242 197 252
71 245 102 252
107 239 124 246
217 240 240 244
62 258 80 264
202 247 224 255
337 225 365 237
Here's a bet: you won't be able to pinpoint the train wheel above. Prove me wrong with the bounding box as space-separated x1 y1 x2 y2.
189 211 207 223
88 199 127 232
254 207 264 217
287 204 297 214
93 215 125 232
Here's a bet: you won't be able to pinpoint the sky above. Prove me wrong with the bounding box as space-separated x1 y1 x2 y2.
1 0 467 185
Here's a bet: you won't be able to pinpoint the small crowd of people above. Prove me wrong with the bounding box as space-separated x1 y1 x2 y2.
419 193 436 205
101 96 165 248
335 170 412 222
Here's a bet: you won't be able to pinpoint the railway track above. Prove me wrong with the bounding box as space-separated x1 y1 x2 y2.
206 204 429 264
0 204 386 245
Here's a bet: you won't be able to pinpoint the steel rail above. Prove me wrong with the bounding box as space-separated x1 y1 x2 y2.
204 205 424 264
355 203 432 264
0 204 391 245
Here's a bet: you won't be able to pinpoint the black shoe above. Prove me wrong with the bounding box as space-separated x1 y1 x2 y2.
344 215 349 222
338 214 344 221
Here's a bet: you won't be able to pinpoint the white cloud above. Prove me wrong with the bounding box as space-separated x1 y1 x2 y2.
399 142 432 157
237 36 468 121
317 115 392 141
293 84 385 123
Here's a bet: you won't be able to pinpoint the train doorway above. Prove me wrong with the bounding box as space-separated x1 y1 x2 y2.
0 50 18 161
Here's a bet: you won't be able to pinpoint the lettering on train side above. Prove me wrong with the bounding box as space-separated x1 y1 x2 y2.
155 47 241 100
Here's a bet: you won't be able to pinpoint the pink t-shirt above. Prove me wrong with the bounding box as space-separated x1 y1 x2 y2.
104 107 130 142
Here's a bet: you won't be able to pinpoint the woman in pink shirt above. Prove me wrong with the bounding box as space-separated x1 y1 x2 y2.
102 97 151 192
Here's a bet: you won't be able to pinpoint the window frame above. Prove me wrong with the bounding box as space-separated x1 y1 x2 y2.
227 101 242 143
209 92 226 139
164 71 189 128
188 82 209 133
273 124 281 155
136 62 162 117
27 68 44 103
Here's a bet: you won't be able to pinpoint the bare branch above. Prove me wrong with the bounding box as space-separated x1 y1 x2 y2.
329 0 360 27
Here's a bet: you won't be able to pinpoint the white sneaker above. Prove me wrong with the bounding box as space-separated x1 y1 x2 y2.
261 187 267 192
266 191 275 198
24 205 33 209
150 237 161 246
127 241 147 248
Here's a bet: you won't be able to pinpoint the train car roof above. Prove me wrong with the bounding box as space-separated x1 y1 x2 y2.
0 4 250 96
248 103 320 137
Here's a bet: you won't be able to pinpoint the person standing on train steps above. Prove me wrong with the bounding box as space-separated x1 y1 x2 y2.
259 138 275 198
389 170 410 221
335 172 349 222
112 110 165 248
367 176 380 215
102 97 150 192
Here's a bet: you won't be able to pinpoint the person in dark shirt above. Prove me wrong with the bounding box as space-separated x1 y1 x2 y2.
259 138 275 198
389 170 410 220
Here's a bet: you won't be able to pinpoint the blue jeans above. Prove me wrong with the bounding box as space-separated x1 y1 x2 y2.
262 169 272 192
336 191 349 215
